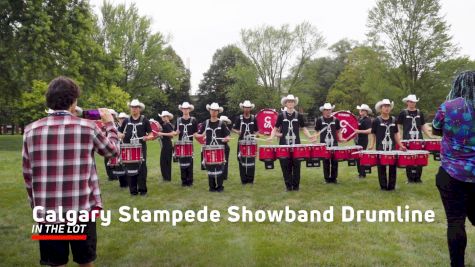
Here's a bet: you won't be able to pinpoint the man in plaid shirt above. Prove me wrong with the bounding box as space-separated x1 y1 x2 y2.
22 76 119 266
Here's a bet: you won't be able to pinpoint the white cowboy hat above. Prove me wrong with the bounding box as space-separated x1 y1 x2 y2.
159 111 174 120
402 94 419 103
375 99 394 112
108 109 117 117
239 100 255 109
127 99 145 110
356 104 373 114
178 101 194 111
319 103 335 112
118 112 129 119
219 116 232 124
206 102 224 113
281 94 299 106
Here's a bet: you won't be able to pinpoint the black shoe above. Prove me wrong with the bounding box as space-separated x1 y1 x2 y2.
286 187 292 191
293 187 300 191
139 192 147 196
209 188 217 192
216 186 224 192
130 192 138 196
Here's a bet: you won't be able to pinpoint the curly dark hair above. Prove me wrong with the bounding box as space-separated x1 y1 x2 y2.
447 70 475 106
45 76 81 110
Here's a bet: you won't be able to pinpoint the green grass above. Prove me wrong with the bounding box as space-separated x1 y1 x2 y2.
1 134 474 266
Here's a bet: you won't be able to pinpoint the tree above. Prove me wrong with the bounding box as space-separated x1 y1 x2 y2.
289 39 355 116
240 22 325 93
196 45 252 120
367 0 456 95
97 1 190 118
327 46 400 112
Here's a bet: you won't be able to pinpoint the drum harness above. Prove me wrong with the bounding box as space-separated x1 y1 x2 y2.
378 116 396 151
405 109 421 140
239 114 256 172
204 119 224 177
176 117 195 168
282 111 299 147
122 115 145 175
319 116 336 148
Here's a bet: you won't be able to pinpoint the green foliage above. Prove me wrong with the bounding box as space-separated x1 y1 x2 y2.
82 85 130 113
19 80 49 124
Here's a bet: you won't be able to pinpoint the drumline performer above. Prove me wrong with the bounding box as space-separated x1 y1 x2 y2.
156 111 176 182
104 109 118 181
314 103 345 184
219 116 232 180
269 95 313 191
175 102 198 186
196 103 231 192
396 94 433 183
118 99 154 196
368 99 406 191
354 104 373 178
116 112 129 188
232 100 259 185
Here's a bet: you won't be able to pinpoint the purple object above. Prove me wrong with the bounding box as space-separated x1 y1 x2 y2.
82 109 101 120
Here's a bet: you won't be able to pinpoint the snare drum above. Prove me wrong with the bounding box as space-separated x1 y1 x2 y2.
403 139 425 150
397 151 416 168
358 150 379 167
309 144 330 159
175 140 194 158
424 139 441 152
120 143 143 163
275 145 292 159
329 147 350 161
239 140 257 158
378 151 398 166
292 144 310 160
412 150 429 166
259 145 276 161
203 145 225 165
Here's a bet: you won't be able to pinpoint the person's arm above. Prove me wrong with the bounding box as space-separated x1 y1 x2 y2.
232 117 241 134
142 119 155 141
158 125 177 137
267 115 283 140
394 125 406 150
93 109 119 158
368 119 378 150
22 136 33 208
432 103 445 136
221 124 231 142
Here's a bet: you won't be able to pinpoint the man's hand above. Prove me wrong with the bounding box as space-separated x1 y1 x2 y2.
99 108 114 124
222 136 230 143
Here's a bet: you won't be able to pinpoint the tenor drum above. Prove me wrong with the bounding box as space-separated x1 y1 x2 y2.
378 151 398 166
292 144 311 160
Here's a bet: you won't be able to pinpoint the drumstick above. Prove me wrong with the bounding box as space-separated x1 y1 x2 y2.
214 137 235 140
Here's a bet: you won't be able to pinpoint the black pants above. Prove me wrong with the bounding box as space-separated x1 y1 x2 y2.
118 175 128 188
104 158 115 180
323 159 339 183
406 166 423 183
160 142 173 181
127 145 147 195
223 145 230 180
279 158 301 190
356 141 368 177
377 165 397 190
436 167 475 267
179 157 193 186
207 164 224 191
237 146 255 184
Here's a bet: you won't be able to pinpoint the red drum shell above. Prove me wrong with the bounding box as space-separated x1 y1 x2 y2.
359 151 379 166
309 144 330 159
259 145 276 161
239 140 257 158
120 144 143 163
329 147 350 161
204 145 225 165
293 145 310 160
378 151 397 166
275 146 291 159
175 141 193 158
397 152 416 168
403 139 425 150
412 150 429 166
347 146 363 160
424 139 441 152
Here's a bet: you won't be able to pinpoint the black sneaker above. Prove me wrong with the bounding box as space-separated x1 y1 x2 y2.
139 192 147 196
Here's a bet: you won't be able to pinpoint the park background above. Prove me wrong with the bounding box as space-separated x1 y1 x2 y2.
1 0 475 266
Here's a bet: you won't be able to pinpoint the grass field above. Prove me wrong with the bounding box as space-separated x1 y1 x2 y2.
1 134 474 266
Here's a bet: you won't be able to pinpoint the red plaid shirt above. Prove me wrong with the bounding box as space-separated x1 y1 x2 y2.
22 111 119 220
